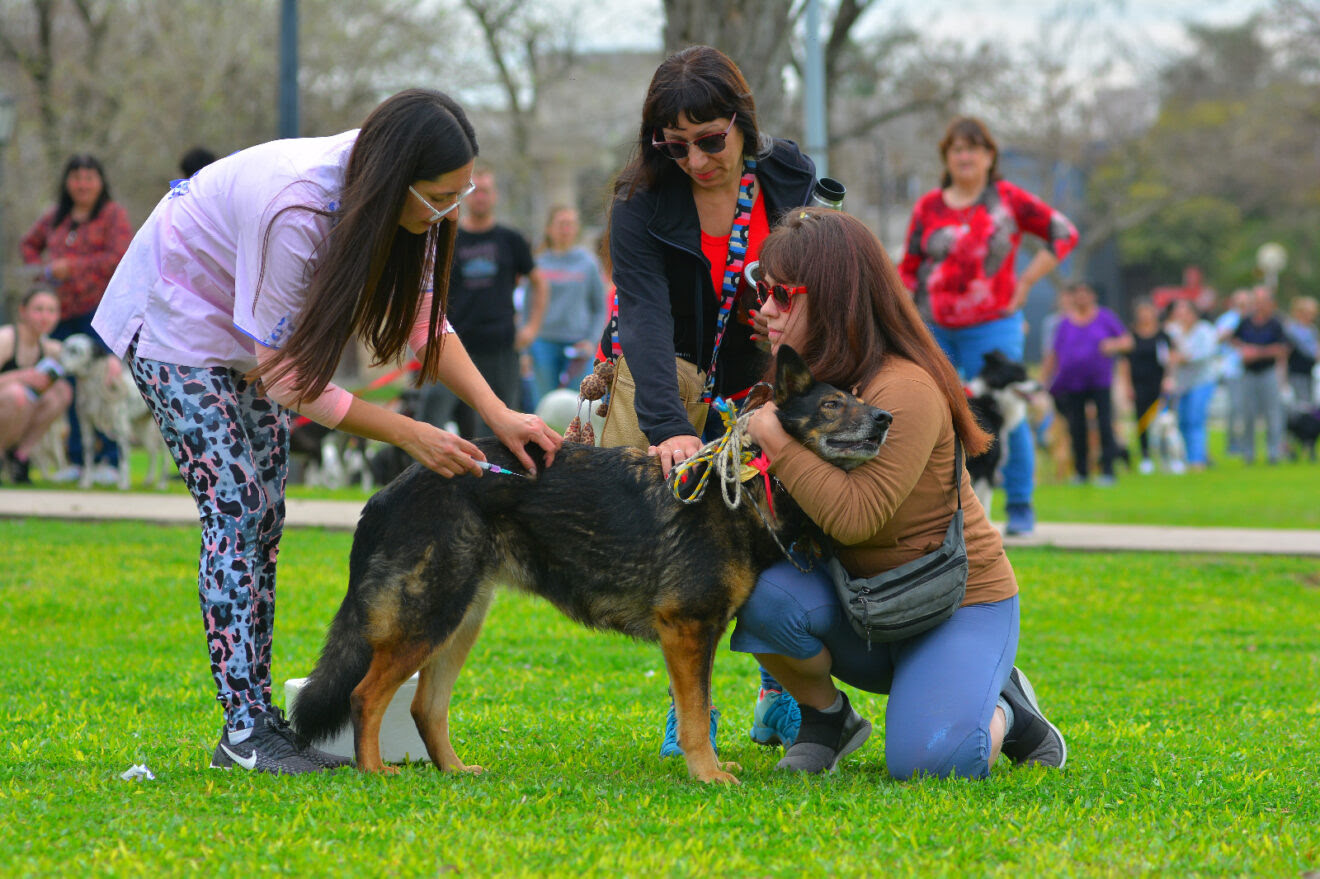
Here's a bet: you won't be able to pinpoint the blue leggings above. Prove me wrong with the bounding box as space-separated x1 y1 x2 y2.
731 559 1019 779
126 345 290 732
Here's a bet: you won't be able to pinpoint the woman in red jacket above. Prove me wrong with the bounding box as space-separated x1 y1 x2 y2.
21 154 133 482
898 118 1078 536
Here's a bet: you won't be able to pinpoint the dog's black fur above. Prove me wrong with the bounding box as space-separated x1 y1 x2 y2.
291 347 891 783
964 350 1037 517
1287 408 1320 461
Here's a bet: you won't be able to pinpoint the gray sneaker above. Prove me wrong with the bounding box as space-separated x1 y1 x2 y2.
211 711 322 775
1000 667 1067 768
776 692 871 774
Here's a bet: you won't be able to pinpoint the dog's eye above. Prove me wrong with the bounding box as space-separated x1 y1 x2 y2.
822 399 841 410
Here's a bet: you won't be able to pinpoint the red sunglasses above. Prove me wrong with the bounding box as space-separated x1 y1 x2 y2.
756 277 808 311
652 113 738 160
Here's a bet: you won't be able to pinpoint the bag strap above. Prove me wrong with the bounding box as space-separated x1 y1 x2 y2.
701 157 758 402
953 435 963 511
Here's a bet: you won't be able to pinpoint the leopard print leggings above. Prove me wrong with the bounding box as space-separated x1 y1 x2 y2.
127 344 290 733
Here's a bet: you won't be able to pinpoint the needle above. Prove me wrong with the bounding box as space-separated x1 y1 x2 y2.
475 460 527 478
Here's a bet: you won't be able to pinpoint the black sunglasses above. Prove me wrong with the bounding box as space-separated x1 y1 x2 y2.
651 114 738 161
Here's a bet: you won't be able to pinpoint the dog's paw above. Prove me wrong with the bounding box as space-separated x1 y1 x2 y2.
696 763 741 784
441 761 485 775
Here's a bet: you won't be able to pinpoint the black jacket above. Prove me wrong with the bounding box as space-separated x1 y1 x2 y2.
607 139 816 445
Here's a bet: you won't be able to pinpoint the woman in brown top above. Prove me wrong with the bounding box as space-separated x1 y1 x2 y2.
731 209 1066 778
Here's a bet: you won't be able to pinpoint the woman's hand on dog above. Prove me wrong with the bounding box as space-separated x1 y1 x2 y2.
650 434 703 478
399 421 490 479
745 402 791 461
485 407 562 475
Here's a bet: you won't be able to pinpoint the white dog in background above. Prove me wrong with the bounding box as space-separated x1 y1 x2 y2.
58 334 170 490
1147 407 1188 474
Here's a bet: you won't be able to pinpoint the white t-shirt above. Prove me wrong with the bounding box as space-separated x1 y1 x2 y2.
95 130 359 370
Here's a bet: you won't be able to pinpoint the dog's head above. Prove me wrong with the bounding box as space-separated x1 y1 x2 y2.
966 350 1039 435
772 346 891 470
58 334 97 377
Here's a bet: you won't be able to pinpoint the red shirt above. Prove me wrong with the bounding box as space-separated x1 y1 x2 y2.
898 180 1078 329
20 202 133 321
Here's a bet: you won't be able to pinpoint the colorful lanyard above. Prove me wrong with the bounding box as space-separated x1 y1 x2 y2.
702 158 758 402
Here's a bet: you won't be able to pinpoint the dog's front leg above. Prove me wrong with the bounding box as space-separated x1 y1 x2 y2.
656 614 739 784
76 403 95 489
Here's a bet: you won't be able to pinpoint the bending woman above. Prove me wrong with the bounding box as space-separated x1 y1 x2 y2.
93 89 561 775
736 209 1066 778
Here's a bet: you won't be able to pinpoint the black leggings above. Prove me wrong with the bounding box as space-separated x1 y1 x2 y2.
1132 381 1162 458
1056 387 1119 478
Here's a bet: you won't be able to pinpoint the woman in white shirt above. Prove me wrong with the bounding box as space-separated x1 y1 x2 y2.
94 89 561 775
1164 298 1219 471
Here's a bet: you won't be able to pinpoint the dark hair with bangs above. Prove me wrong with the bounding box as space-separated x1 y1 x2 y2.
53 154 113 227
614 45 763 199
757 208 991 454
938 116 999 188
256 89 478 401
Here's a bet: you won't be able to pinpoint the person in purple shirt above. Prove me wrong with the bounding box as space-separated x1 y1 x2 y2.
1041 282 1133 484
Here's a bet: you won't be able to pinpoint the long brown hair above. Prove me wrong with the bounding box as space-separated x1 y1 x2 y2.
613 45 764 200
256 89 478 401
938 116 1000 189
757 209 991 454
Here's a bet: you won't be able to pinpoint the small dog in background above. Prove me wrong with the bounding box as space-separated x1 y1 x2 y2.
58 334 170 491
288 419 370 490
1145 404 1188 474
965 350 1039 519
1286 408 1320 461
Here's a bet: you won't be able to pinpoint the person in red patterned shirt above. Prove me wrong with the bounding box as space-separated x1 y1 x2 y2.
898 117 1078 536
20 154 133 481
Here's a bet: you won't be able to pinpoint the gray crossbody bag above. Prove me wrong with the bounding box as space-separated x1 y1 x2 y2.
828 437 968 645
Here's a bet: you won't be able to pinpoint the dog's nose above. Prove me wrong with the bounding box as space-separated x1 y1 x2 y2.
872 409 893 429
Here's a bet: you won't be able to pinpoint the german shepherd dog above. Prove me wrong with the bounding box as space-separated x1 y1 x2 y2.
291 347 892 784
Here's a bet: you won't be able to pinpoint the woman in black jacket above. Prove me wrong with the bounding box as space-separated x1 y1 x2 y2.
604 44 816 759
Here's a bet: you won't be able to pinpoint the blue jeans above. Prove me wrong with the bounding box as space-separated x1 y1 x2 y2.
528 338 592 407
731 558 1019 780
1176 381 1215 465
930 314 1032 506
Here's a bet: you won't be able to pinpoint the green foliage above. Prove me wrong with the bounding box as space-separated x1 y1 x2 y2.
1 521 1318 876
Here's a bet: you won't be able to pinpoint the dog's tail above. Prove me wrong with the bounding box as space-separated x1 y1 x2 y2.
290 593 373 744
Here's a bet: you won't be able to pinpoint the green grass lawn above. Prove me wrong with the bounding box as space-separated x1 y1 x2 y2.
2 519 1318 876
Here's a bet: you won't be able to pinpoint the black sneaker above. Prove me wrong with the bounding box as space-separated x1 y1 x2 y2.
10 455 32 485
211 711 322 775
775 691 871 774
1000 667 1067 768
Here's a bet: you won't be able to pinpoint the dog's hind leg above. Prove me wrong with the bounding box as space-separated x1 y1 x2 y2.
350 638 436 773
411 582 496 774
656 613 739 784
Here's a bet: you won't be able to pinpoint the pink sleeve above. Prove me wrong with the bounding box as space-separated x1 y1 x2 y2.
408 290 455 357
255 346 354 428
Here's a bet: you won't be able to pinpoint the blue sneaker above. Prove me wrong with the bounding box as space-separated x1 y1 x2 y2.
749 688 800 747
1005 502 1035 536
659 701 719 758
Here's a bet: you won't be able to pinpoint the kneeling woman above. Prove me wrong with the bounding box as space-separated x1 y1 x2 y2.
736 209 1065 778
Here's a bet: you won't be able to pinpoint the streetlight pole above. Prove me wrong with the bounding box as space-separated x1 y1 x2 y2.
0 91 17 324
279 0 299 139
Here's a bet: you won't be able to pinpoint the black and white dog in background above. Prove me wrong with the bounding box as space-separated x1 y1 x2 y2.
965 350 1040 520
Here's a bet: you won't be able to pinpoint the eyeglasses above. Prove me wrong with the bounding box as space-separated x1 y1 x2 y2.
756 277 808 312
651 113 738 161
409 181 477 224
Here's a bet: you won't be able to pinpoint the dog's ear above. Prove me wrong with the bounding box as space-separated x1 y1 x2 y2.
774 345 815 404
